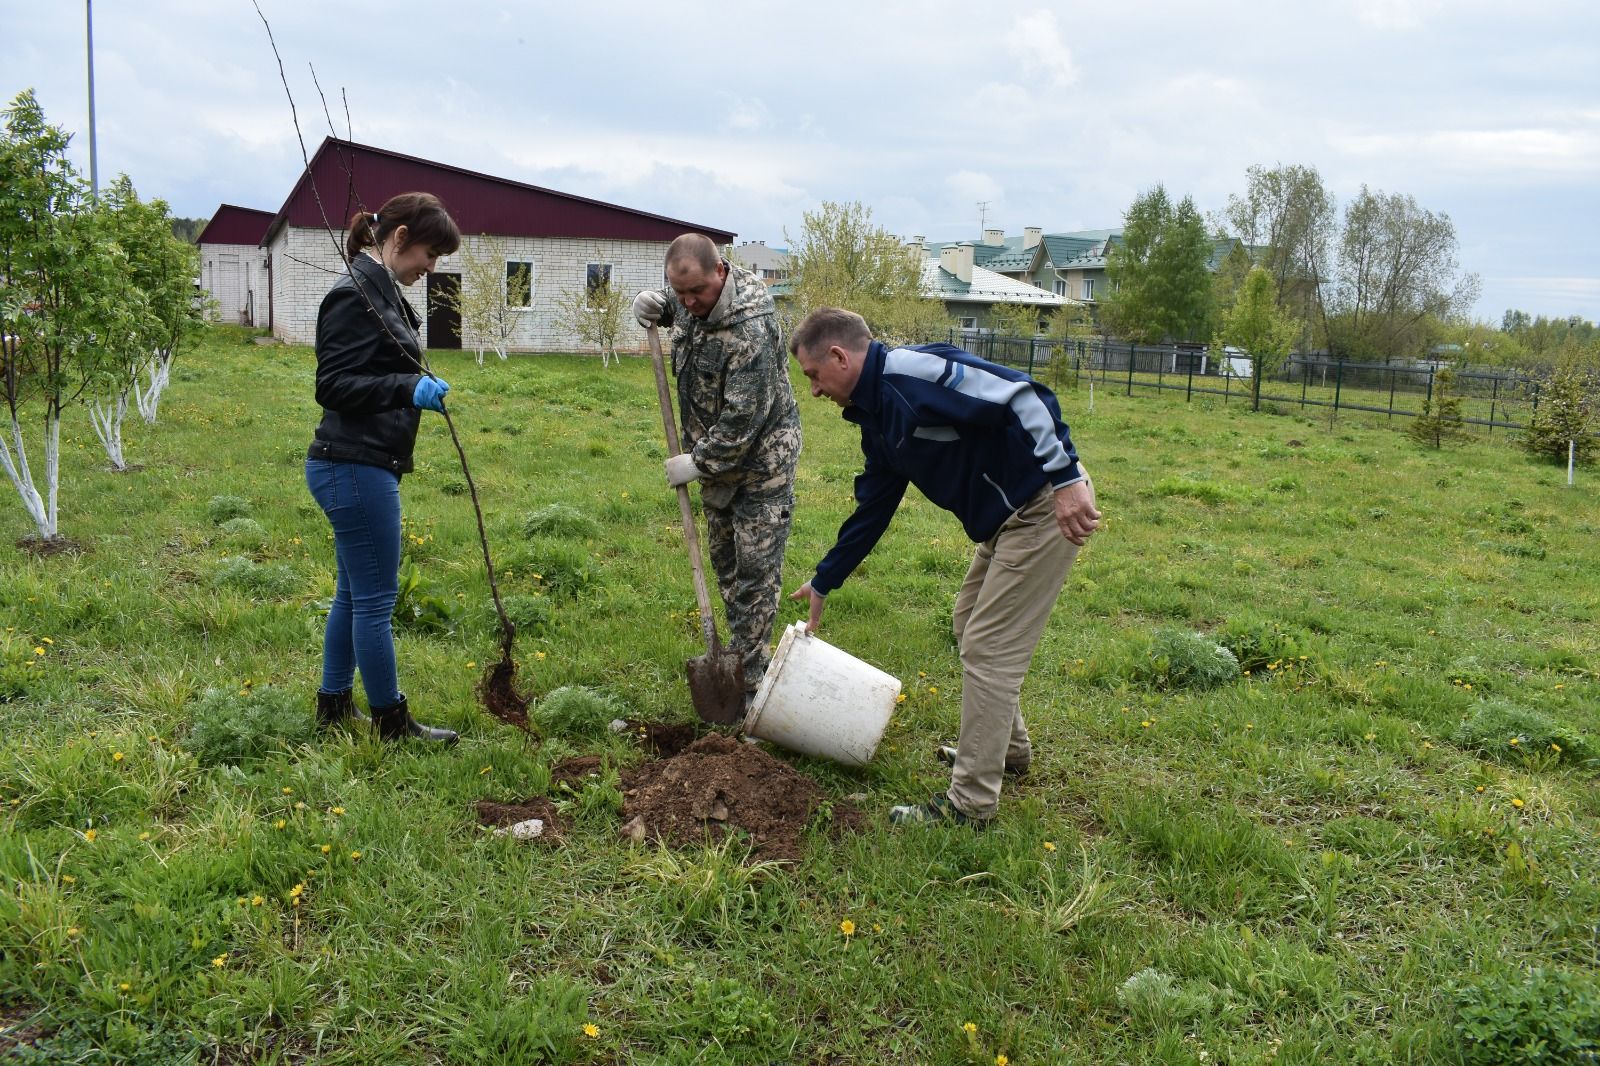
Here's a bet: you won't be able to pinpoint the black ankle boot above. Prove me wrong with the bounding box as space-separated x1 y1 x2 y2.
316 689 369 730
371 696 458 745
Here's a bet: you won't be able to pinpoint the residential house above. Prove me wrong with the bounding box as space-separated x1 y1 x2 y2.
257 137 735 351
196 205 275 327
918 241 1068 330
729 241 790 285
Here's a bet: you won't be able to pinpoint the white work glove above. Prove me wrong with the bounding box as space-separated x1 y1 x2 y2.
664 453 702 488
633 289 666 327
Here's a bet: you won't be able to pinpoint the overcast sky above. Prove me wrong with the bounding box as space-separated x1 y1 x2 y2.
8 0 1598 323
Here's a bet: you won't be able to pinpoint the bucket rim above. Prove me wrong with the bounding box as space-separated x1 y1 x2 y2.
743 621 804 736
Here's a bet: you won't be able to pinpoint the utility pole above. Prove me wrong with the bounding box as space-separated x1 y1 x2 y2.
86 0 99 196
976 201 990 233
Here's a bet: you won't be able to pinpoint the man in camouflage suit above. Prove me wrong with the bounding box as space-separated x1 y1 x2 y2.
633 233 801 706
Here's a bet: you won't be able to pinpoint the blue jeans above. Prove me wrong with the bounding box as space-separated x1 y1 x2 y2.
306 459 403 708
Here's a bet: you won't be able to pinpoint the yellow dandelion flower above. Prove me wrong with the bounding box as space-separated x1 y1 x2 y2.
212 954 227 968
1511 798 1524 809
119 982 131 992
1422 741 1434 750
1141 720 1151 728
963 1022 978 1035
319 844 331 854
67 926 80 937
1043 841 1056 852
331 807 345 815
1475 785 1485 793
83 829 96 843
928 686 938 695
466 662 476 669
289 883 304 897
895 693 906 703
1245 723 1254 731
61 874 75 884
251 895 264 906
41 637 53 645
350 851 362 860
997 1056 1009 1066
33 647 44 656
1509 738 1520 746
479 766 492 775
112 751 124 763
274 819 287 830
294 801 307 811
839 919 856 936
281 787 293 795
138 831 151 841
582 1023 600 1038
1551 743 1562 754
535 651 547 660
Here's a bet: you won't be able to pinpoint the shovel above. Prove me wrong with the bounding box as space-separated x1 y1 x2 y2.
647 325 746 725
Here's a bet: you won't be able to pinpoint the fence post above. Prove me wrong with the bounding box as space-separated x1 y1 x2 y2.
1157 344 1165 392
1224 364 1231 405
1332 358 1345 424
1488 376 1499 434
1126 342 1135 397
1300 356 1309 409
1186 348 1195 402
1387 366 1397 423
1425 366 1435 413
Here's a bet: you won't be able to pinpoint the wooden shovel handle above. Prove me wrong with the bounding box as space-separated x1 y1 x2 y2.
647 325 722 654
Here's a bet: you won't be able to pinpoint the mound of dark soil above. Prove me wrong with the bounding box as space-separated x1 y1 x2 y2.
624 720 699 757
474 796 566 844
619 733 864 862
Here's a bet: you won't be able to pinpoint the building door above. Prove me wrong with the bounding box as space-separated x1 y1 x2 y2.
426 272 461 350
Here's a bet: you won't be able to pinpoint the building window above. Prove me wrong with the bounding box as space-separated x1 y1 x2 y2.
1081 278 1095 301
958 316 977 330
505 260 534 307
586 263 613 306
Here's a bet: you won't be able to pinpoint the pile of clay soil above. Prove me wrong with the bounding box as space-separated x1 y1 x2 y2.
618 733 865 862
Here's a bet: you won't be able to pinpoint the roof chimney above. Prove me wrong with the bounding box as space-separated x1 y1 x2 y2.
1023 227 1042 249
983 228 1005 246
940 242 974 284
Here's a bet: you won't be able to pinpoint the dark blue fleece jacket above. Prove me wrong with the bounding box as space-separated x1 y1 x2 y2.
811 341 1084 596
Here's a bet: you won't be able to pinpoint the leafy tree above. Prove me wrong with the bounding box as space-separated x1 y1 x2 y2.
553 272 627 366
169 217 207 244
785 201 948 345
1213 267 1301 411
1326 186 1480 359
1408 366 1468 449
449 236 524 364
1519 360 1596 465
1223 163 1334 337
0 89 126 541
1207 238 1253 338
987 301 1047 339
1101 186 1213 343
1042 300 1095 392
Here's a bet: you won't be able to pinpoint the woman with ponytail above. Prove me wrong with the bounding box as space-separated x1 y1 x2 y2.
305 191 463 743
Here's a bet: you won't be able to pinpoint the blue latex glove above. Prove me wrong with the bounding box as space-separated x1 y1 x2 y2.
413 375 449 412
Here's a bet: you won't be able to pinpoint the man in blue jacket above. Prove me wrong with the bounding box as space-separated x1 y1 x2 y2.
787 307 1100 827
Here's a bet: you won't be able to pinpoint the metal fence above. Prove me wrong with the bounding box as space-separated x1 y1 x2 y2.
944 330 1598 438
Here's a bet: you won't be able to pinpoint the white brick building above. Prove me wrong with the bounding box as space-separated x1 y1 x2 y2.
257 138 736 352
196 205 273 327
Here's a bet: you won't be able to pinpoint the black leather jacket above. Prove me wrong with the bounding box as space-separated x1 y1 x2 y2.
307 254 424 474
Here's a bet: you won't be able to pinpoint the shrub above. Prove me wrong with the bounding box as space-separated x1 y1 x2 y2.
521 503 600 540
535 685 623 739
1519 364 1596 465
212 556 301 599
1453 966 1600 1064
500 593 553 635
1117 968 1216 1029
185 685 315 767
206 494 252 523
1136 628 1239 690
217 517 266 547
1451 700 1594 767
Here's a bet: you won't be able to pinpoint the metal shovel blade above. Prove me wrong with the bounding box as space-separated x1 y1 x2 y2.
686 642 745 726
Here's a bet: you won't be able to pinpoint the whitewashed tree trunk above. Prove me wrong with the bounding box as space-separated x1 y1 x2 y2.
133 346 173 424
89 384 132 470
0 406 58 539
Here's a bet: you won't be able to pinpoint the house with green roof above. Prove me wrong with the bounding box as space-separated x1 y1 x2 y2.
923 227 1249 314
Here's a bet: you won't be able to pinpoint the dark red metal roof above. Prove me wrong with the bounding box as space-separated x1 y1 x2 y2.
261 138 736 248
197 205 275 246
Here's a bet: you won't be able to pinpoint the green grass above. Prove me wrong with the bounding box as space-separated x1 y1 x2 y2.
2 326 1598 1063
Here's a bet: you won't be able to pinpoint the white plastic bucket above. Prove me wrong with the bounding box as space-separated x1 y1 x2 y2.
743 622 902 766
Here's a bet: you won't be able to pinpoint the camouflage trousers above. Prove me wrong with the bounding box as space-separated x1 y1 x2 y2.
702 478 795 695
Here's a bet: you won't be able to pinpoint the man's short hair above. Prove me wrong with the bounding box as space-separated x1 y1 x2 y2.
665 233 721 275
789 307 872 359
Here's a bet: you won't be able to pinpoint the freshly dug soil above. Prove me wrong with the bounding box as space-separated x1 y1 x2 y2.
474 796 565 844
619 733 865 862
548 755 604 792
15 535 83 557
624 720 700 758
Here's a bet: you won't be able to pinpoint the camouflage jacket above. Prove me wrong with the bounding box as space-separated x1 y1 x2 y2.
655 260 800 499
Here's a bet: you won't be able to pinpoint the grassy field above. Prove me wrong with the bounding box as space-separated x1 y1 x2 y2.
2 326 1598 1064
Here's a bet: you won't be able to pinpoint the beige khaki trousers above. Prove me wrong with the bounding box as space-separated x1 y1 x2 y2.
947 484 1081 818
